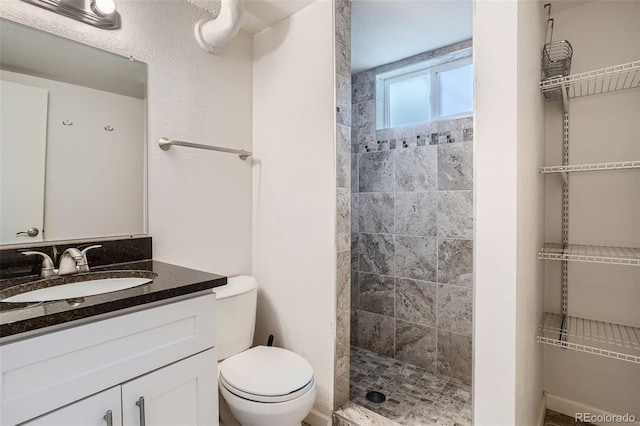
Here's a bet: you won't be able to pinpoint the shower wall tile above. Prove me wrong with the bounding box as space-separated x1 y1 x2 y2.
358 310 395 357
337 75 351 109
437 142 473 190
357 101 375 124
437 284 472 336
395 146 437 191
358 272 395 316
337 124 351 188
351 271 359 309
336 41 350 78
351 194 359 233
336 308 351 360
337 106 351 127
359 151 394 192
437 116 473 143
359 233 395 275
463 128 473 142
337 251 351 314
395 320 436 371
352 69 375 85
335 0 351 49
437 191 473 239
351 154 358 192
354 81 375 103
351 233 359 270
395 192 437 237
358 193 394 234
396 278 437 327
337 188 351 252
438 239 473 287
437 330 472 383
351 310 358 346
395 236 437 282
356 122 375 145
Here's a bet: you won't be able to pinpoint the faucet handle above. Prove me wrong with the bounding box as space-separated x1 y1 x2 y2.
77 245 102 272
80 245 102 257
21 251 56 278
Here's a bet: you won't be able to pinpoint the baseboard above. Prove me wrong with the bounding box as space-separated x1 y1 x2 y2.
305 408 332 426
545 393 640 426
537 393 547 426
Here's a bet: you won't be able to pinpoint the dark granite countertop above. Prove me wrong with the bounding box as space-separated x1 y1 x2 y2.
0 260 226 341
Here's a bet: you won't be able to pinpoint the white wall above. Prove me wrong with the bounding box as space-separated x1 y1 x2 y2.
1 70 145 242
0 0 253 275
473 0 518 423
515 1 546 425
252 0 336 416
543 1 640 417
474 0 547 424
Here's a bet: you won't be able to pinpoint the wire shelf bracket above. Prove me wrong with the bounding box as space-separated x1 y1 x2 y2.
159 138 252 160
537 312 640 364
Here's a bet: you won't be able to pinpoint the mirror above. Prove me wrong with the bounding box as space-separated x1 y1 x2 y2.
0 19 147 246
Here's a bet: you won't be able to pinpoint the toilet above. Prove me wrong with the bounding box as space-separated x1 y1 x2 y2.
214 276 316 426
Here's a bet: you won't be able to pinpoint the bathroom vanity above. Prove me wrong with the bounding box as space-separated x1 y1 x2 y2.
0 255 226 425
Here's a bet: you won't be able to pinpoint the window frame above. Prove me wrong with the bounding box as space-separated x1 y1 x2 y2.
379 56 473 129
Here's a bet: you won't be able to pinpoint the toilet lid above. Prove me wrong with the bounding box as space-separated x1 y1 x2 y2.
219 346 314 397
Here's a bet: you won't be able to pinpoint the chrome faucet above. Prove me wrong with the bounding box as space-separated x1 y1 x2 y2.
22 245 102 278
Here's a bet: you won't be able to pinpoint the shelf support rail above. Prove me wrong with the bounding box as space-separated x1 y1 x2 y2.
560 84 570 344
158 137 252 161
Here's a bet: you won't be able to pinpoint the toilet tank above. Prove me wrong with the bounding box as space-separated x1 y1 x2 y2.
214 275 258 361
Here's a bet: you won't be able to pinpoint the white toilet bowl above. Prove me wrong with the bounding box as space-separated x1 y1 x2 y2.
218 345 316 426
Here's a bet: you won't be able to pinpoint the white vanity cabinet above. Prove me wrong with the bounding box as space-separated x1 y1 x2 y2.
1 294 218 426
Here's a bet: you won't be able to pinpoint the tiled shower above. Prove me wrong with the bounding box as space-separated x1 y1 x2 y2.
350 41 474 384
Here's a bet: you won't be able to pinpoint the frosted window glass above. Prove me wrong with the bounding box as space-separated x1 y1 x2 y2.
389 74 430 128
437 64 473 117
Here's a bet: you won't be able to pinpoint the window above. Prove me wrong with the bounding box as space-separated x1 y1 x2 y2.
376 56 473 129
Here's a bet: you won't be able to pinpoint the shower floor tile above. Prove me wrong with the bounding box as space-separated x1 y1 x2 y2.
350 346 471 425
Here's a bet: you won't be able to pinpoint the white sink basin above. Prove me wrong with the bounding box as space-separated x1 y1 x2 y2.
1 277 152 303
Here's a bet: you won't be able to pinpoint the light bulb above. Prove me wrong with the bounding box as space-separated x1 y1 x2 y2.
93 0 116 15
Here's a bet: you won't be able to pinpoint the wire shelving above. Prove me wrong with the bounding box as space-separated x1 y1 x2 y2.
541 60 640 101
537 312 640 364
538 244 640 266
539 160 640 174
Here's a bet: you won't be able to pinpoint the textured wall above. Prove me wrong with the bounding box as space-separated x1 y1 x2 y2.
0 0 253 276
350 41 474 383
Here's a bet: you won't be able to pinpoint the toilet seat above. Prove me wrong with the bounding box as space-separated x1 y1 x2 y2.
220 374 315 403
219 346 314 403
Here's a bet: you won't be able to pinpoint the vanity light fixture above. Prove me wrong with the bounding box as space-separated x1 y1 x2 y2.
92 0 116 16
19 0 121 29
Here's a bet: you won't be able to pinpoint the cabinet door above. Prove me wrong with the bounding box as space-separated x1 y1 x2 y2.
22 387 122 426
122 349 217 426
